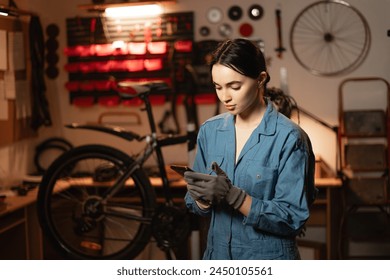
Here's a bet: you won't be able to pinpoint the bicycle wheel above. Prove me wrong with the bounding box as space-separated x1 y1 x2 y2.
37 145 156 259
290 0 370 76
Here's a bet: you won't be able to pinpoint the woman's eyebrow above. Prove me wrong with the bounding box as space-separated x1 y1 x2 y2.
227 80 242 85
213 80 242 86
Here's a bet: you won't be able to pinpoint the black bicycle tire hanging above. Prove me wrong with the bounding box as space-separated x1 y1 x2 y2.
34 137 74 174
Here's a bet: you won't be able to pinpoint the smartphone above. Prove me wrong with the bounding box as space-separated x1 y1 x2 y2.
170 165 194 177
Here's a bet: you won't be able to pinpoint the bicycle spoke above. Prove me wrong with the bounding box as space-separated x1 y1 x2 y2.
105 205 152 222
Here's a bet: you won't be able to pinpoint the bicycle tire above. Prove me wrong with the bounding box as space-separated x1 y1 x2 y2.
34 137 73 174
37 145 156 259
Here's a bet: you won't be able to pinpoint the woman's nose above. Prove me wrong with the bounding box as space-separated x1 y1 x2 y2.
220 89 231 102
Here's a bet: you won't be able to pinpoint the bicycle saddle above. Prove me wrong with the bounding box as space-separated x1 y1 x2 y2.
115 81 170 98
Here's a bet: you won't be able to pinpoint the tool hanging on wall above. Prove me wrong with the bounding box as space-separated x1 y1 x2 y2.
45 24 60 79
30 15 52 130
157 42 180 135
274 7 286 58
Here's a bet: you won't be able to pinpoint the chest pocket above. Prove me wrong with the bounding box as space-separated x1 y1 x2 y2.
241 160 277 199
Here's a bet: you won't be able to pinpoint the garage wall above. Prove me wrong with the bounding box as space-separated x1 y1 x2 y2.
0 0 389 178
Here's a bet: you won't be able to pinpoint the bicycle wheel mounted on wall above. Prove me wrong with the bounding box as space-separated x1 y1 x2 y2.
290 0 371 77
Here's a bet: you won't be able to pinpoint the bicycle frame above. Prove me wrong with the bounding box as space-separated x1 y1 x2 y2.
66 82 196 206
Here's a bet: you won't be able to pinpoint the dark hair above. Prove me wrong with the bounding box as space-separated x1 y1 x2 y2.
266 87 298 118
208 39 304 118
209 38 270 83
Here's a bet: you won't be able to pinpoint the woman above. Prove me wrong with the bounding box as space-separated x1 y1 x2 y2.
184 38 316 260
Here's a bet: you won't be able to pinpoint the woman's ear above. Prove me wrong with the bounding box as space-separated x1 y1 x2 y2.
257 71 268 86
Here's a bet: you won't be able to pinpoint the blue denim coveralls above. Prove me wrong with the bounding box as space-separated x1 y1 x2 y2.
185 102 316 260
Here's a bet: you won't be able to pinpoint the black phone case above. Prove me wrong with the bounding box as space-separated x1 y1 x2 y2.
170 165 193 176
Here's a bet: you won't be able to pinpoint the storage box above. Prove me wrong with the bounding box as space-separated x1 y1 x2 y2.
346 177 388 205
343 110 386 136
344 144 387 170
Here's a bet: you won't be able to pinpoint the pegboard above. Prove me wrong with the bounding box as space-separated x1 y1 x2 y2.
64 12 194 107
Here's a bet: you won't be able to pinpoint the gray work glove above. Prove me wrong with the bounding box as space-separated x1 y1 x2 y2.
184 162 246 210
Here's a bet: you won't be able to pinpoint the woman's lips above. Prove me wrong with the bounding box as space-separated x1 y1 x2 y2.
225 105 235 111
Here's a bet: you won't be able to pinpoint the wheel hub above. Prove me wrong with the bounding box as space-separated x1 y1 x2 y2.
324 32 334 43
83 196 104 219
74 196 105 234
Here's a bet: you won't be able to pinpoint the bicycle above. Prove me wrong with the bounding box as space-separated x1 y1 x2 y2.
37 81 197 260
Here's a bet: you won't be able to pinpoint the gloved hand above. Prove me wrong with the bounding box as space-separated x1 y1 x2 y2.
184 162 246 209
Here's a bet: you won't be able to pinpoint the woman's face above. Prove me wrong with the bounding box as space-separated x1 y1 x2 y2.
212 64 261 116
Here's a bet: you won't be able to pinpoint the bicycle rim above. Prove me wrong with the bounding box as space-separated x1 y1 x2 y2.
290 0 370 76
38 145 156 259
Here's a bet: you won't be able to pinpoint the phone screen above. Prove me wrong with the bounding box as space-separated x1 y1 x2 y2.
170 165 194 177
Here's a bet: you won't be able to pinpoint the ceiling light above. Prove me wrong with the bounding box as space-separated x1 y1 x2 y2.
104 4 163 18
0 5 35 17
0 7 18 17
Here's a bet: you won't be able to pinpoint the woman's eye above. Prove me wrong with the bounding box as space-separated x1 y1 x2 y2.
230 83 242 90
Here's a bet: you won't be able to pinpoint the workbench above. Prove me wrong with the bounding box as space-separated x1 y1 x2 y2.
0 177 342 259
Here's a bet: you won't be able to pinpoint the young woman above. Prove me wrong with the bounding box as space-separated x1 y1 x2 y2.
183 38 316 260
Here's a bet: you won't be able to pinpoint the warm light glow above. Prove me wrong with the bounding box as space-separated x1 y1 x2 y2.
105 4 163 18
0 8 19 17
112 40 126 49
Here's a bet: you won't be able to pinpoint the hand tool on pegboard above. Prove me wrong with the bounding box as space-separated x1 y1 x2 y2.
274 7 286 58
